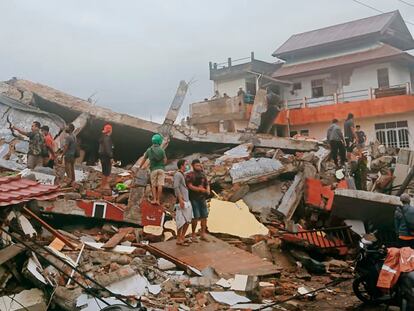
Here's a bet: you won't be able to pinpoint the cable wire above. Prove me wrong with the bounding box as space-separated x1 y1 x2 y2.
351 0 414 26
398 0 414 8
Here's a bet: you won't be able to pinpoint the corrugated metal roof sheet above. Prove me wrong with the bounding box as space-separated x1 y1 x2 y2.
275 95 414 126
273 44 407 78
273 11 399 57
0 175 62 206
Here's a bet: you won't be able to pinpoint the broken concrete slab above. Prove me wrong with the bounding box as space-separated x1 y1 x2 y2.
209 291 250 306
0 243 25 265
332 189 402 227
230 158 295 184
208 199 269 238
277 172 305 220
243 181 285 219
0 288 47 311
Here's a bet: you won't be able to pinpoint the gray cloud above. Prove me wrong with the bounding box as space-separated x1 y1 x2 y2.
1 0 413 122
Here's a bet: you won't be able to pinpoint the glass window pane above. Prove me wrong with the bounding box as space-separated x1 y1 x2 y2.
375 123 385 130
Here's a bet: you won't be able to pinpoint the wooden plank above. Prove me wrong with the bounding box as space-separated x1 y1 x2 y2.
0 244 25 265
23 207 77 249
147 235 279 277
102 227 133 249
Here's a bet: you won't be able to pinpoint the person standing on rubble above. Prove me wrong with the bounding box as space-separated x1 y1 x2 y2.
142 134 167 205
174 159 193 246
327 119 346 167
11 121 45 169
344 113 356 153
60 123 77 187
186 159 210 242
99 124 114 190
41 125 56 168
395 193 414 248
355 125 367 148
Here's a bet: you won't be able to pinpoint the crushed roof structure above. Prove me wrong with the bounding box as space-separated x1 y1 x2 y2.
0 175 62 206
273 11 414 59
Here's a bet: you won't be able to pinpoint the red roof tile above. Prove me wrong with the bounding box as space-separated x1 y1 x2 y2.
0 175 62 207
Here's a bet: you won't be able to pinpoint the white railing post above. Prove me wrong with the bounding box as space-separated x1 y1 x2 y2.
284 99 288 109
302 97 307 108
333 93 338 104
406 82 411 95
368 87 373 100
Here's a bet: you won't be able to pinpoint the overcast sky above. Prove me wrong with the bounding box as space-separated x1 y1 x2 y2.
1 0 414 122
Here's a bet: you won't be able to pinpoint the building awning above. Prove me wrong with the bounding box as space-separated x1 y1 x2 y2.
275 95 414 126
273 44 414 79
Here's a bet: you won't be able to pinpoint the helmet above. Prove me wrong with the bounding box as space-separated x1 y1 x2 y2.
151 134 163 145
400 193 411 204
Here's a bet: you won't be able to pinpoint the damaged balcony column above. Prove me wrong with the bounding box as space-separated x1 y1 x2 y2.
125 81 188 224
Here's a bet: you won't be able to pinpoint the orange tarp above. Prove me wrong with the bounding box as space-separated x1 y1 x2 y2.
275 95 414 126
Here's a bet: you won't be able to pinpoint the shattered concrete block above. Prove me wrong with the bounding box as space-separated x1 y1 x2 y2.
157 258 177 270
94 265 136 287
0 288 46 311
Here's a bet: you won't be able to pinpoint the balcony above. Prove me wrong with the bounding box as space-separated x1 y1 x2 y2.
285 83 412 109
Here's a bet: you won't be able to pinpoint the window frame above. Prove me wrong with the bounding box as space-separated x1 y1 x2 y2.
377 68 390 89
311 79 324 98
375 120 410 148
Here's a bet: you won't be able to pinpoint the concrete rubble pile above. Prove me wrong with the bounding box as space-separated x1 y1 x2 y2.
0 78 410 310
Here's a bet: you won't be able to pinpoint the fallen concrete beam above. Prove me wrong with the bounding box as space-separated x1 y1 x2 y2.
172 130 319 152
331 189 402 228
230 158 296 184
55 112 90 149
247 89 267 132
277 172 305 220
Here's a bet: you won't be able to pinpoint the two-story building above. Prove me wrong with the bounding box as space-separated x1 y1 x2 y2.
273 10 414 148
190 10 414 148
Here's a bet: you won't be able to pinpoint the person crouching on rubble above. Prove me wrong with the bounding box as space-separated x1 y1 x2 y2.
174 159 193 246
99 124 114 190
186 159 210 242
41 125 56 168
12 121 45 169
327 119 346 168
395 193 414 248
142 134 167 205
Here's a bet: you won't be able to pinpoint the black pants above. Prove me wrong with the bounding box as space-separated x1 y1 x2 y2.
100 156 112 177
329 140 346 166
345 138 354 152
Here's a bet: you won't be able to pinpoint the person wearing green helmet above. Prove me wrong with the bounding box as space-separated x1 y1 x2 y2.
143 133 167 205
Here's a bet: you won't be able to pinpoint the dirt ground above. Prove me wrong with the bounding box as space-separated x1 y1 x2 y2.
287 280 399 311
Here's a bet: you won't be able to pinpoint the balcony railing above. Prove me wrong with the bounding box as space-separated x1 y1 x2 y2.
285 82 411 109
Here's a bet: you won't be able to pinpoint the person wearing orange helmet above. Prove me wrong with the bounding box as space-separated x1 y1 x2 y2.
99 124 114 190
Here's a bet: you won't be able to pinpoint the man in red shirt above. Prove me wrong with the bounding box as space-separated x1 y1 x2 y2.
41 126 56 168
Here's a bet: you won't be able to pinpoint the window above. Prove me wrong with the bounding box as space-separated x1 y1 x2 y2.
300 130 309 136
377 68 389 89
290 130 298 137
92 202 107 218
292 82 302 91
311 79 324 97
375 120 409 148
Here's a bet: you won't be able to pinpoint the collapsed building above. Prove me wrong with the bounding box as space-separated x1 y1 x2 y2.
2 9 414 311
